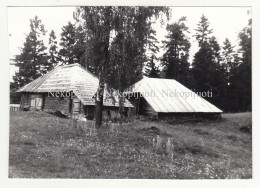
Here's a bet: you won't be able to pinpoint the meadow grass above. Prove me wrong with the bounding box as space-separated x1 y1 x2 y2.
9 111 252 179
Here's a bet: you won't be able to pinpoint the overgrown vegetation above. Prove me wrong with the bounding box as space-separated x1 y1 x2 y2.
9 111 252 179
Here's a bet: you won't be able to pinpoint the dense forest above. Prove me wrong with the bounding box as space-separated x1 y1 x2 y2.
10 7 252 116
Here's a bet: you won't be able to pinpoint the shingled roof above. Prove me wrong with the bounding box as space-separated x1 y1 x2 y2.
17 63 133 108
125 77 222 113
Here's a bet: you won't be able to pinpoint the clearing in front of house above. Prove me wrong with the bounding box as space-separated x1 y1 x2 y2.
9 111 252 179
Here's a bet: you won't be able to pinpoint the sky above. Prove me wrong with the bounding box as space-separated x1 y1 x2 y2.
8 6 251 81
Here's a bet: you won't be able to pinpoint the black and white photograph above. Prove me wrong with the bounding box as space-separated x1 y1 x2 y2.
2 0 256 183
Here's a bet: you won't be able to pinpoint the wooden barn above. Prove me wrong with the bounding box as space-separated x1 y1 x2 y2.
125 77 223 119
17 63 133 119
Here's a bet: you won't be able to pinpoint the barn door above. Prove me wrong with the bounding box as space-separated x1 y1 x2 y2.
30 95 36 110
73 98 81 114
30 94 43 110
35 95 43 110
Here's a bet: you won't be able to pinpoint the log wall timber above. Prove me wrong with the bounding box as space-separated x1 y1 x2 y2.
20 93 30 110
127 96 140 116
158 112 221 120
139 98 157 117
20 92 133 120
44 95 71 115
126 95 157 117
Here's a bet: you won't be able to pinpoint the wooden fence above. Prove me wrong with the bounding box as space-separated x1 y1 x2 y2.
10 104 20 111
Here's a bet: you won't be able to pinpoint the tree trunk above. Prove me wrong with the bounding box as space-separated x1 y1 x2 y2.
95 79 104 129
94 7 111 128
118 35 126 120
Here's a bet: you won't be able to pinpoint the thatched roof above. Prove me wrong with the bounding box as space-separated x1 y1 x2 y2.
17 63 133 108
125 77 222 113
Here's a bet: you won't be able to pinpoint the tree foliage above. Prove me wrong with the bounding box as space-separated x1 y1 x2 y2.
144 54 160 78
194 14 213 47
59 22 78 64
192 15 225 106
161 17 191 86
228 19 252 112
13 16 50 88
74 6 170 127
49 30 59 67
11 9 252 116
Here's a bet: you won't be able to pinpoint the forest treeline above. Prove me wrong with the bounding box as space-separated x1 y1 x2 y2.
10 7 251 114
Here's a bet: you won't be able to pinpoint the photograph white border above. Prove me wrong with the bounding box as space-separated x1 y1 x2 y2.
1 0 259 187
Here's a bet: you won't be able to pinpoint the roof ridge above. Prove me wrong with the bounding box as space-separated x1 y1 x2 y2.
145 77 177 81
61 63 81 68
58 63 98 79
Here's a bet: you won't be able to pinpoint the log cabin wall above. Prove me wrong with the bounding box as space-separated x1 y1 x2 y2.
126 95 157 117
20 92 133 120
139 97 158 117
44 94 71 115
20 93 30 110
157 112 221 120
126 96 139 116
103 107 117 121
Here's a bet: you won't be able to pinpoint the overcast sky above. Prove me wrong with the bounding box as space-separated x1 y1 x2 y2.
8 6 251 80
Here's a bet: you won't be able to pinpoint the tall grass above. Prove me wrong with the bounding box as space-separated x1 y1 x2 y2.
9 111 252 179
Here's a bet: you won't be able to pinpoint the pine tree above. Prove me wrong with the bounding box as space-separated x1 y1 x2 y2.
59 22 77 64
221 39 236 83
59 22 86 65
192 15 224 106
238 19 252 111
194 14 213 47
49 30 59 67
144 54 160 78
219 38 235 111
229 19 252 112
161 17 191 86
13 16 49 88
73 25 87 66
144 28 160 78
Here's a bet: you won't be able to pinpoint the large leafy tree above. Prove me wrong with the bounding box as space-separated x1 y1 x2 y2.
75 6 170 127
13 16 49 88
161 17 191 86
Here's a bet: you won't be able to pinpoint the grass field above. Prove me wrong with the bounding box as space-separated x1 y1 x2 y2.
9 111 252 179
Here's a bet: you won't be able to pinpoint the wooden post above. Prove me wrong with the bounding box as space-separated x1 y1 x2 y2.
95 73 105 129
20 94 24 110
95 94 103 129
